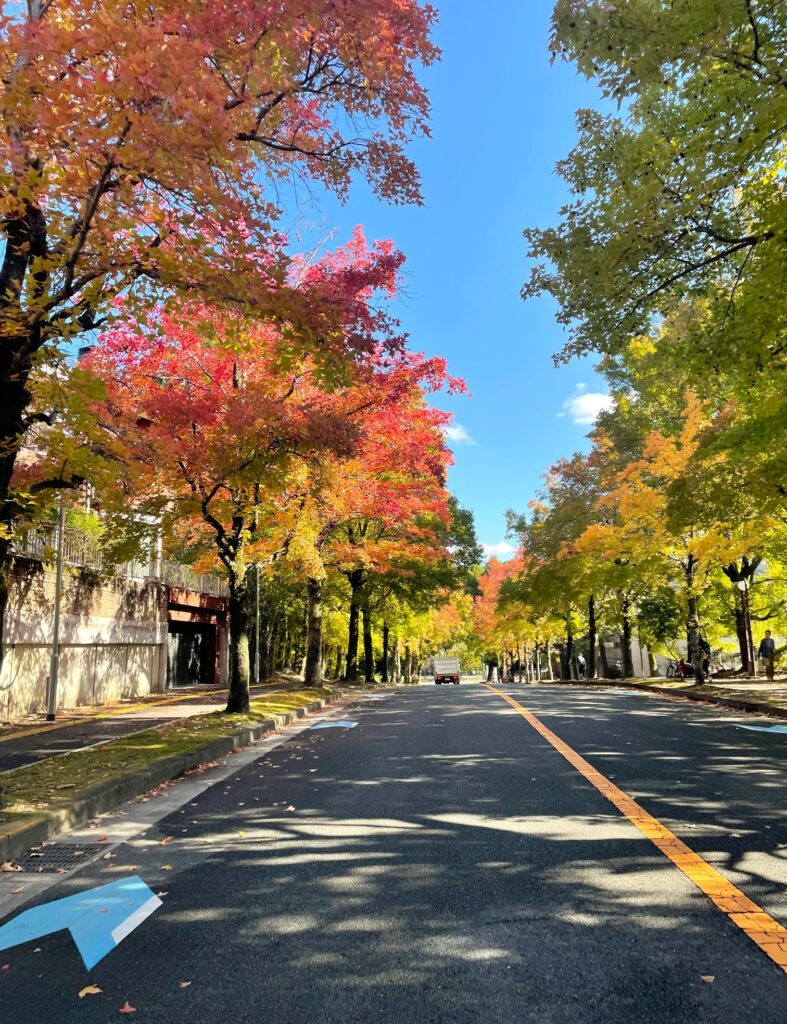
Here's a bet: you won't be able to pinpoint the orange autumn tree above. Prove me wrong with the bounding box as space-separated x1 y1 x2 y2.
86 230 409 712
296 353 461 684
575 393 764 682
473 554 536 681
0 0 437 662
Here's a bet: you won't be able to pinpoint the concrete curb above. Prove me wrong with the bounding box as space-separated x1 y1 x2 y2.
0 692 345 863
531 679 787 720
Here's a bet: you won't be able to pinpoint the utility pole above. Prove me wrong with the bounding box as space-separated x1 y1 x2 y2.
45 494 66 721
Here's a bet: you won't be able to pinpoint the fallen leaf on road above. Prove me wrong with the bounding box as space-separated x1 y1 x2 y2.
159 837 173 845
156 891 168 897
285 805 295 812
32 948 41 953
161 864 173 871
79 985 102 998
179 981 192 989
237 831 246 837
700 976 715 983
10 887 25 894
1 861 21 872
118 1000 136 1014
2 964 10 971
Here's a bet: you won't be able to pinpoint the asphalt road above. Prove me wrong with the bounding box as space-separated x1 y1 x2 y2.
1 683 786 1023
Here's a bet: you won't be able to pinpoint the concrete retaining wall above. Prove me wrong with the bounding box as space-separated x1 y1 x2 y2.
0 559 167 721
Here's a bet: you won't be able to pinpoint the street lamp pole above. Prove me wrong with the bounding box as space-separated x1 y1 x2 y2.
254 563 260 683
45 493 66 721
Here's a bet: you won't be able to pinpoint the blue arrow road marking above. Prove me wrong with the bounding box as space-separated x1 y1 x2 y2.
0 875 161 970
737 724 787 735
310 720 358 730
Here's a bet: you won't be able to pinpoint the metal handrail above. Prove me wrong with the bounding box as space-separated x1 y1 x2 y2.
12 527 227 596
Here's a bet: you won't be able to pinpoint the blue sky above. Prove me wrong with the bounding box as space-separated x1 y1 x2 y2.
294 1 610 558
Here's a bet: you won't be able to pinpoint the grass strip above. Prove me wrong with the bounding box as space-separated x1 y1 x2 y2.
0 687 334 822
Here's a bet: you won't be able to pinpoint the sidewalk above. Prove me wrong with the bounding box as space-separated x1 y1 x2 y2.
0 685 343 862
546 675 787 718
0 683 278 774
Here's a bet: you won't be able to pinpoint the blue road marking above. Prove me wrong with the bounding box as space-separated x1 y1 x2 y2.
737 724 787 735
310 720 358 730
0 875 161 969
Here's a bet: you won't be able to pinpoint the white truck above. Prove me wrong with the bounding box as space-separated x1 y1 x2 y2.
433 657 461 685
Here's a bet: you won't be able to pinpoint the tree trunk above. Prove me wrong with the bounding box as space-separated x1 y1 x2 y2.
226 576 251 713
404 644 412 684
362 599 374 683
598 639 609 678
732 593 750 672
587 594 597 680
621 598 634 678
0 357 37 677
723 557 757 675
304 577 323 688
562 633 574 680
392 635 401 683
382 623 390 683
344 568 363 681
332 644 344 680
546 641 554 681
686 593 705 684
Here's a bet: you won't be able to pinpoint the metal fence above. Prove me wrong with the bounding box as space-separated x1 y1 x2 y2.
160 561 227 597
12 527 227 596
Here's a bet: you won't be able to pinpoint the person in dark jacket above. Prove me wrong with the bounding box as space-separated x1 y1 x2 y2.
758 630 777 681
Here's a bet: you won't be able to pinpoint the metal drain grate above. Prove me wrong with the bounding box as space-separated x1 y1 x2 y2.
18 842 108 873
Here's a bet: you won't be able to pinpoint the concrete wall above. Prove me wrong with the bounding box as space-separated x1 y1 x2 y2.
0 558 167 721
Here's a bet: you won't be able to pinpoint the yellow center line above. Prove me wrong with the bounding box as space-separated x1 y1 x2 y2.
483 683 787 974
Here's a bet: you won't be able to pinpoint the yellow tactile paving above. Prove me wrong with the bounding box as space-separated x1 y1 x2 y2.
484 683 787 975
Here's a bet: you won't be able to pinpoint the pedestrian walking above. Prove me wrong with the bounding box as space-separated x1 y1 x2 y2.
758 630 777 681
577 653 586 679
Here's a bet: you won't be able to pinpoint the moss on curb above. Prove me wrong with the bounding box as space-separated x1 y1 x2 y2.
0 687 334 822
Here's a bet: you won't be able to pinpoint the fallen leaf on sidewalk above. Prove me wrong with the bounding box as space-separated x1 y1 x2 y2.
79 985 102 998
700 976 715 983
179 981 192 989
1 861 21 872
118 1000 136 1014
10 887 25 894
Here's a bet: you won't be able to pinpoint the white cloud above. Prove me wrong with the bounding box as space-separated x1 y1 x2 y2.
481 540 515 560
443 422 477 446
575 382 588 392
561 388 614 425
